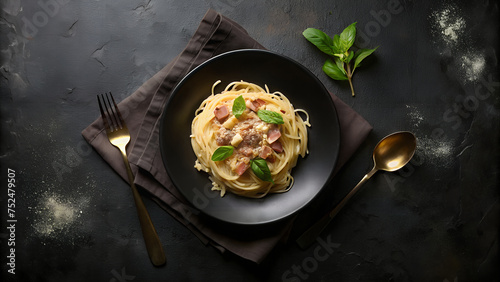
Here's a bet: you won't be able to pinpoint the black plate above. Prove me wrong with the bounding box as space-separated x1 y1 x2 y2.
159 49 340 225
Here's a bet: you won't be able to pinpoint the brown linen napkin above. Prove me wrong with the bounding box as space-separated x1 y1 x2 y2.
82 9 372 264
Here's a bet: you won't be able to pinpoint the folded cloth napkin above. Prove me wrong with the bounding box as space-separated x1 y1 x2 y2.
82 9 372 264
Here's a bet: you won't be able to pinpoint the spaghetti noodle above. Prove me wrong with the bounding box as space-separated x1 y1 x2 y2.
191 81 310 198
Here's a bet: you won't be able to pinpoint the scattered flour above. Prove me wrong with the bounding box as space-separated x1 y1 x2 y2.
405 105 454 167
430 4 486 84
416 136 454 168
461 53 486 82
31 192 89 237
431 6 466 46
406 105 424 127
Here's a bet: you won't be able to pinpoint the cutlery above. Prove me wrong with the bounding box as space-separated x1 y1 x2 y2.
296 131 417 249
98 92 166 266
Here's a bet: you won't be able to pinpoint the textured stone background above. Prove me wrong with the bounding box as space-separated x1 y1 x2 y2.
1 0 498 281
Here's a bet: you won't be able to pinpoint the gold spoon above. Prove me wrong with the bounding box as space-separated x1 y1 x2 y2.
296 131 417 249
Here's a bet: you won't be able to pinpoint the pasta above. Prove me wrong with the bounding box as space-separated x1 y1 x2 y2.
190 81 310 198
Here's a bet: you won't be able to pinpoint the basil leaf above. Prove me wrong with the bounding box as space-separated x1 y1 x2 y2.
332 34 341 54
346 50 355 64
302 28 335 56
232 95 246 118
339 22 357 52
250 158 273 183
323 59 348 80
211 146 234 161
334 57 346 75
257 110 284 124
353 47 378 73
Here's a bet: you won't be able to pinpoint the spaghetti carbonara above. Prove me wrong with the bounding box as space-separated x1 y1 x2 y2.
191 81 310 198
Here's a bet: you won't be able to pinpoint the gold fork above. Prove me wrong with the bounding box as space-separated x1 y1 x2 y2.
98 92 166 266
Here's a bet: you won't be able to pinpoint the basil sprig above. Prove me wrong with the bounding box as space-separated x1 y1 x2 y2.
250 158 273 183
303 23 378 96
232 95 246 118
211 146 234 161
257 110 284 124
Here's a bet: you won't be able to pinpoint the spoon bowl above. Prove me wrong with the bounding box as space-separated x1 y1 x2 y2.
373 131 417 172
296 131 417 249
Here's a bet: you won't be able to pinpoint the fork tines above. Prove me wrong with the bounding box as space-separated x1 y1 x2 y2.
97 92 124 132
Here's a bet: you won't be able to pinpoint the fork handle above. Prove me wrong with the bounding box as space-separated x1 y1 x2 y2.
119 149 166 266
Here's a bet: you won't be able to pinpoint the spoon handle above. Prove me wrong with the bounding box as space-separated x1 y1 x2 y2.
329 167 377 218
296 167 378 249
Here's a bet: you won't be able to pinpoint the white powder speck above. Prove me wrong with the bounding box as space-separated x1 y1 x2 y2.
432 7 465 45
417 136 454 168
406 105 455 168
33 193 89 237
406 105 424 127
430 4 487 84
461 54 486 81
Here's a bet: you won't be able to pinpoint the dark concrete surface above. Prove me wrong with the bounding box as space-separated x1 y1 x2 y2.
1 0 499 281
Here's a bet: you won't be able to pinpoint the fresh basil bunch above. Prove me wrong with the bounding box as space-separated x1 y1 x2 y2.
303 22 378 96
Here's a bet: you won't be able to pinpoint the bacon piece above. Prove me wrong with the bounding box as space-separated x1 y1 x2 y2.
245 100 256 111
235 162 249 176
254 98 266 107
246 98 266 112
239 146 255 157
267 126 281 144
214 105 229 122
259 145 273 159
270 140 283 153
